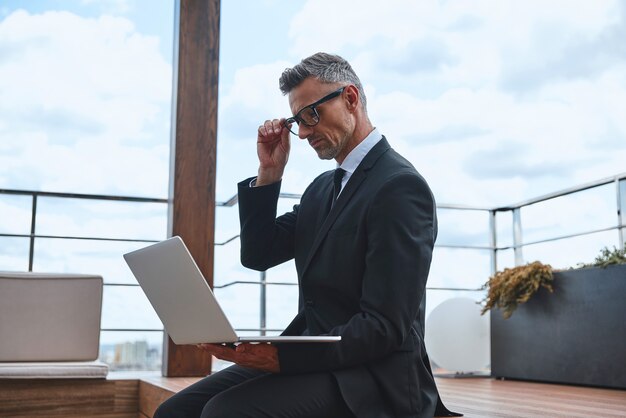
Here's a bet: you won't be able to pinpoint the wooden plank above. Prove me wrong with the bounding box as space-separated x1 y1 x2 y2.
0 379 138 417
137 377 202 417
138 380 175 418
435 377 626 418
164 0 221 377
139 374 203 393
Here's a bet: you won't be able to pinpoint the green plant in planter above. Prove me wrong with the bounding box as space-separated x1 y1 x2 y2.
480 261 553 319
576 245 626 268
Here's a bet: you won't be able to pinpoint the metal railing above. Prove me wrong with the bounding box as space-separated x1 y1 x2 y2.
494 173 626 265
1 172 624 337
0 188 319 336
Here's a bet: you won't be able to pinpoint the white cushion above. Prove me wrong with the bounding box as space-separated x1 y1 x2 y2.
0 361 109 379
0 272 103 362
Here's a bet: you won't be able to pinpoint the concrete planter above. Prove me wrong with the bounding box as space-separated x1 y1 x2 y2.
490 264 626 389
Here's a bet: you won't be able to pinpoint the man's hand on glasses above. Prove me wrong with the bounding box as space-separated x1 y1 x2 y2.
255 118 292 186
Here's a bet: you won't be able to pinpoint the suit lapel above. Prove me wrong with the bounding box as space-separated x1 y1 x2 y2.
300 137 391 276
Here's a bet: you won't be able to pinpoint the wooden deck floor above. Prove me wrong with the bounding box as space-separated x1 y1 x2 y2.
2 373 623 417
435 377 626 418
138 373 626 417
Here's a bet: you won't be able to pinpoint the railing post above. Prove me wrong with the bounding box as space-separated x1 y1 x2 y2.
260 271 267 336
28 194 38 272
512 207 524 266
617 178 625 249
489 209 497 275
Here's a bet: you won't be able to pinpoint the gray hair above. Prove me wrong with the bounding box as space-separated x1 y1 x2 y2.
279 52 367 109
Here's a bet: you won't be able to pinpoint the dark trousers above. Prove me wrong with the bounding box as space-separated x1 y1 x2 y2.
153 364 354 418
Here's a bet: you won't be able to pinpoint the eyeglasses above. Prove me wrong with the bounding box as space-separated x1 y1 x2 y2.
284 86 346 135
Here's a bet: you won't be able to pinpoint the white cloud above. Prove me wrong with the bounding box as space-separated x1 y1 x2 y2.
0 131 170 196
220 61 293 124
220 1 619 207
289 0 443 55
290 0 620 82
80 0 133 15
280 1 626 207
0 9 172 195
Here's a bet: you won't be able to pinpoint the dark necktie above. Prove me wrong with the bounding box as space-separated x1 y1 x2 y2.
321 168 346 221
333 168 346 202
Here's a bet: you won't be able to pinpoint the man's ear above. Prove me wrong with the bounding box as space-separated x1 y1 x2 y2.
344 85 360 112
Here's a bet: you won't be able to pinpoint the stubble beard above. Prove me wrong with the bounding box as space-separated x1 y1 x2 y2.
312 132 350 161
315 141 340 160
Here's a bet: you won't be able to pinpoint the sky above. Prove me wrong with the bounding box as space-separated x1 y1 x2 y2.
1 0 625 354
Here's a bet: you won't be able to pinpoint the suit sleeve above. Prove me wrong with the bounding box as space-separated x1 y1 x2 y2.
237 177 298 271
277 172 437 373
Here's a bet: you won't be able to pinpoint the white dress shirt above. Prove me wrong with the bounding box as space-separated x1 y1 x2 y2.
335 127 382 197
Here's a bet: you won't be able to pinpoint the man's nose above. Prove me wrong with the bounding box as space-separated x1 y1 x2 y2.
298 124 312 140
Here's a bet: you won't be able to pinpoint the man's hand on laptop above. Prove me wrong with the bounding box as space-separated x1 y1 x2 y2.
197 342 280 373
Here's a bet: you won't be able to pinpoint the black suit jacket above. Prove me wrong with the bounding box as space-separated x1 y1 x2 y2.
238 138 456 417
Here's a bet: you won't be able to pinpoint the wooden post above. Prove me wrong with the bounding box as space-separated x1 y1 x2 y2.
164 0 220 377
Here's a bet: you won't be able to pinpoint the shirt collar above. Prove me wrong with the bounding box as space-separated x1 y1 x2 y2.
338 128 382 174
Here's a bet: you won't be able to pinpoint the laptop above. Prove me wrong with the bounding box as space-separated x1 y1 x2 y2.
123 236 341 345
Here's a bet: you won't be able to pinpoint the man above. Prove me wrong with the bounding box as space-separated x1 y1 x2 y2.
155 52 458 418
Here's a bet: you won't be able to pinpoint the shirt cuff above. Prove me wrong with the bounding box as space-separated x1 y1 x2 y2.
249 177 257 187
